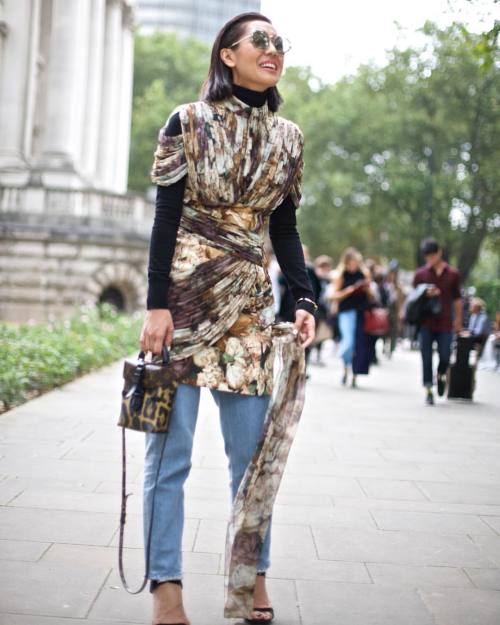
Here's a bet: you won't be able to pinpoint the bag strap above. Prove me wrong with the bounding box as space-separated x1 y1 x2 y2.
118 426 168 594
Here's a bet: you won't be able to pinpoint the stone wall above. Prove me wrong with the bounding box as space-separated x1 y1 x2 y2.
0 186 154 323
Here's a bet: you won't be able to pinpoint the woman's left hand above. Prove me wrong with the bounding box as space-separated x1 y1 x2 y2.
294 310 316 348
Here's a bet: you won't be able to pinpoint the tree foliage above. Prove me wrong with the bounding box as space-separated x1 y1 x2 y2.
129 24 499 279
461 0 499 70
280 22 499 279
128 32 210 192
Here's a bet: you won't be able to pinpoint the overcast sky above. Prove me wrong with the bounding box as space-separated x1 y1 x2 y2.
260 0 498 83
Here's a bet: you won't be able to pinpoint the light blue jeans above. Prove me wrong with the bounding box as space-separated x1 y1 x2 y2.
143 383 272 582
338 309 358 366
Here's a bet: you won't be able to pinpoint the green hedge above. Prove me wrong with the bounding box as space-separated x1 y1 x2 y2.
0 303 143 414
474 279 500 317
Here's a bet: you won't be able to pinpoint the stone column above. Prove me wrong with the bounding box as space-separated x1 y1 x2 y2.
114 3 134 193
39 0 91 188
96 0 123 192
81 0 106 185
0 0 38 184
30 0 54 163
23 0 41 160
0 0 9 120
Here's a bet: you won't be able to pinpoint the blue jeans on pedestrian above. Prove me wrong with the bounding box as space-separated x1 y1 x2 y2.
143 383 272 582
419 327 453 388
338 309 358 366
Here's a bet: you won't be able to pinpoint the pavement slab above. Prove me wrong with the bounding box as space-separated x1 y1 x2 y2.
295 579 436 625
0 560 110 618
463 567 500 591
365 562 473 588
418 587 500 625
0 345 499 624
311 523 495 567
370 507 497 535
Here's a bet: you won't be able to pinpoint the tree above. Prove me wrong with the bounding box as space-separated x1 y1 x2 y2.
280 22 499 279
128 32 209 192
460 0 499 70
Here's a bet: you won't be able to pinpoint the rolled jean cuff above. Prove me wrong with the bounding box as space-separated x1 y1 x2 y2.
148 572 183 583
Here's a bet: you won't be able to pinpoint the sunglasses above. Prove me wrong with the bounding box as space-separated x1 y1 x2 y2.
230 29 292 55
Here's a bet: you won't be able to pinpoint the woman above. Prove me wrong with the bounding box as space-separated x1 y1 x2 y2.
311 255 334 365
330 248 371 387
467 297 490 355
384 261 405 358
139 12 316 625
494 311 500 370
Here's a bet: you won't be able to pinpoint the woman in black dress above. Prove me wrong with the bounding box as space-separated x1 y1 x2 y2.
330 247 371 387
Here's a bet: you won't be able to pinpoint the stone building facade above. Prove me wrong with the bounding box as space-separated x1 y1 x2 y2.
0 0 153 323
136 0 261 42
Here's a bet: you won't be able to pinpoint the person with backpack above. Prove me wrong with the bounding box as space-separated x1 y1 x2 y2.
413 239 463 405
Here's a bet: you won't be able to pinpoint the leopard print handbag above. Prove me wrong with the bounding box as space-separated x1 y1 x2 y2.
117 345 178 594
118 345 178 433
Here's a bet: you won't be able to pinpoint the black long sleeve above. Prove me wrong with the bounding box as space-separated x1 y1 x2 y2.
146 179 185 309
146 113 184 309
269 196 315 307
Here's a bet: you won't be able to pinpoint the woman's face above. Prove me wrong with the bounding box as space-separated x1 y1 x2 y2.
346 258 359 273
221 20 284 91
315 263 331 278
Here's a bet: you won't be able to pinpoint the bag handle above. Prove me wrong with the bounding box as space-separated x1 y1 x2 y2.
118 426 168 594
127 347 170 412
138 344 170 365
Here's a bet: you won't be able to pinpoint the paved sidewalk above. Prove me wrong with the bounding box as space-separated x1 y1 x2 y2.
1 343 499 625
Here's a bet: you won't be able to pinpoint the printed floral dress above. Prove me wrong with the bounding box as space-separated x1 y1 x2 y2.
151 93 303 397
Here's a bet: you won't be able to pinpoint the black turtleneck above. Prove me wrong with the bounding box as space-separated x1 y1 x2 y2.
147 85 315 312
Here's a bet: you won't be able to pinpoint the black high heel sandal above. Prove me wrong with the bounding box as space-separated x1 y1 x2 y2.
244 572 275 625
150 579 188 625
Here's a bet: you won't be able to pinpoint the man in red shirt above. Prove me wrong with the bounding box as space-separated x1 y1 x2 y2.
413 239 463 405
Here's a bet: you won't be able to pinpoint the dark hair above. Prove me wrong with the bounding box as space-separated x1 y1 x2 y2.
200 12 283 112
421 238 440 256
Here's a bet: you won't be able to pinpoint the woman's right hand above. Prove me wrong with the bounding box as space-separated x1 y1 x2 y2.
139 309 174 355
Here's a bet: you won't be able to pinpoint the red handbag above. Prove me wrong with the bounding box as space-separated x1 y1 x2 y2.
364 308 390 336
